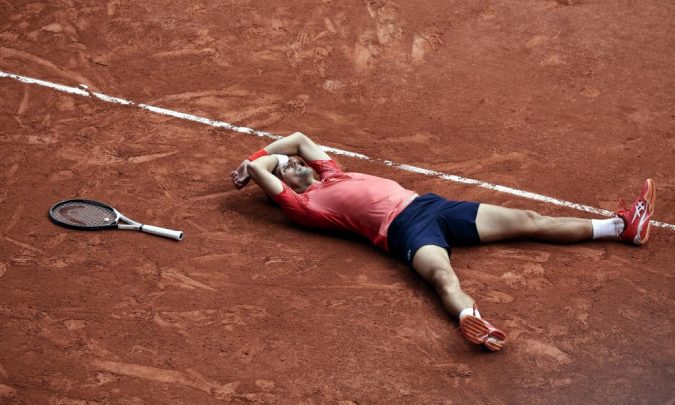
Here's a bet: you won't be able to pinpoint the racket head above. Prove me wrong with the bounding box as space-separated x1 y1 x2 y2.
49 199 120 230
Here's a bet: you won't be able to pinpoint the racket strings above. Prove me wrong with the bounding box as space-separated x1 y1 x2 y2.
51 201 116 227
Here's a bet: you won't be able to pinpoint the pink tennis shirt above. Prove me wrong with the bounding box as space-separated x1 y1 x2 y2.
271 160 417 252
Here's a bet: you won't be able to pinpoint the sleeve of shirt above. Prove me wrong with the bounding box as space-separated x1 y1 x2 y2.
308 159 343 181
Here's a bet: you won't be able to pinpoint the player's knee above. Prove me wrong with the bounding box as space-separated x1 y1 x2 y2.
522 210 543 231
429 267 460 291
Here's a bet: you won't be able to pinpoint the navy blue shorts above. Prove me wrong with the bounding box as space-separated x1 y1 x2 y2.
387 193 481 265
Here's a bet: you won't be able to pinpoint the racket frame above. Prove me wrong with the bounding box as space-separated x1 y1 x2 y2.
49 199 120 230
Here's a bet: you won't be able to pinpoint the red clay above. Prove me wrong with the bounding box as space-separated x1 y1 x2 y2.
1 0 674 403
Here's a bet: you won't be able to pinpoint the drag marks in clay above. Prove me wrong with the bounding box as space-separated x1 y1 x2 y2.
85 371 118 387
469 244 620 373
580 86 601 98
501 317 575 373
241 0 447 78
0 384 16 399
411 32 443 64
0 47 93 87
466 248 552 291
522 339 572 367
134 263 216 292
147 87 285 130
355 1 444 69
0 362 15 399
0 305 269 400
153 305 269 335
4 235 45 255
90 359 239 400
482 289 514 304
1 306 113 361
17 86 30 116
433 362 473 388
5 204 23 233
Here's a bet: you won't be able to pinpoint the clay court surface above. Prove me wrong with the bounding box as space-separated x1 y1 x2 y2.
1 0 674 403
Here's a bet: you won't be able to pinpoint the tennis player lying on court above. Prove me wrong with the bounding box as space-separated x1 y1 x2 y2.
231 132 656 352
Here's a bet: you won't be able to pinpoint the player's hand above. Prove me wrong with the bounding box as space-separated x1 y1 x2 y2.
231 159 251 189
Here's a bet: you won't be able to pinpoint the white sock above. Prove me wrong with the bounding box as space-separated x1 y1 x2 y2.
459 307 481 320
591 218 624 240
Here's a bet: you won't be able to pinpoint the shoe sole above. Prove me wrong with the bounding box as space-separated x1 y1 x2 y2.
460 315 506 352
637 179 656 245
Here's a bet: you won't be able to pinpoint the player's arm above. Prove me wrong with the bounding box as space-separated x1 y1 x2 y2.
231 132 329 189
246 155 284 196
264 132 330 162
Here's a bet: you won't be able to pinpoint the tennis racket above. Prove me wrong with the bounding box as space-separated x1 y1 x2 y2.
49 199 183 241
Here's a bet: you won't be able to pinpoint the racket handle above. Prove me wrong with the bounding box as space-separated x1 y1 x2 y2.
141 224 184 241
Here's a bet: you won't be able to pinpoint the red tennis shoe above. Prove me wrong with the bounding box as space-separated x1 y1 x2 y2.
460 308 507 352
616 179 656 246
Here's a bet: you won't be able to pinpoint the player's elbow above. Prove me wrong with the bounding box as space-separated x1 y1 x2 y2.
291 131 311 144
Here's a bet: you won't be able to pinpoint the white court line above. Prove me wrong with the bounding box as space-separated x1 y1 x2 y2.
1 69 673 231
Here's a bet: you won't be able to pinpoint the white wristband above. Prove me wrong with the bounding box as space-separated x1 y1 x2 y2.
272 154 289 170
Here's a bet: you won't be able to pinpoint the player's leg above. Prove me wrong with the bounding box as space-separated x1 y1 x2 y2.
412 245 474 315
475 204 598 243
412 245 506 351
476 179 656 245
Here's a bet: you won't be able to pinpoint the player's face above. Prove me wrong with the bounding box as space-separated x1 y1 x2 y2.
279 157 314 193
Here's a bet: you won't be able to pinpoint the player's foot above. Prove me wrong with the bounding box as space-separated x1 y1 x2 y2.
616 179 656 245
460 310 506 352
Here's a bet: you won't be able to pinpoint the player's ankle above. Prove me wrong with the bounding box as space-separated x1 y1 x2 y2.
459 307 481 320
591 218 624 240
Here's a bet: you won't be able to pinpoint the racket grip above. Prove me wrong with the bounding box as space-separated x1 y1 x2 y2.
141 224 184 241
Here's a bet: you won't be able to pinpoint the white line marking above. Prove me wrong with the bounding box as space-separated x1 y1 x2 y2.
2 69 673 231
0 70 89 96
92 92 133 105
